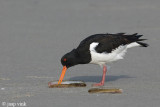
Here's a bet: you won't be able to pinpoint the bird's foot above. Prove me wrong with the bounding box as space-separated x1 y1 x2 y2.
92 82 104 87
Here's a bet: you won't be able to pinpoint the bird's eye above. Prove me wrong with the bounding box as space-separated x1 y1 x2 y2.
63 58 67 61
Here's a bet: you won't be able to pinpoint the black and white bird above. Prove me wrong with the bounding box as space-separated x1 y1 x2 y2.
57 33 148 86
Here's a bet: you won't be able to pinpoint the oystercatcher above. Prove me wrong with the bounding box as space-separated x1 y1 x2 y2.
58 33 148 86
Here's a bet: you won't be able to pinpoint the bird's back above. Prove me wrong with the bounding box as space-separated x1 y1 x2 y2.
76 33 148 65
77 33 148 53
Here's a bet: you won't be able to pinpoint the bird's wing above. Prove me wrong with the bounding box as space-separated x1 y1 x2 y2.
94 33 146 53
94 34 130 53
77 33 147 54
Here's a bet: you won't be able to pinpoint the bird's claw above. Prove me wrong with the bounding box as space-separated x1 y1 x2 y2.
92 82 104 86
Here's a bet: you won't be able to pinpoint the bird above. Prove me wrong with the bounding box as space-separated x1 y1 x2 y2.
57 33 148 86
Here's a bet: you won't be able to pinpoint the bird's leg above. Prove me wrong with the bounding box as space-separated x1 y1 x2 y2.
92 65 107 86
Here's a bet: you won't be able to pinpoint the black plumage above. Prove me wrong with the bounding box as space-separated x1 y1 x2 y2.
78 33 148 53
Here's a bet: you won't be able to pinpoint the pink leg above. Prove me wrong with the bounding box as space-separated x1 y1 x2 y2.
92 65 107 86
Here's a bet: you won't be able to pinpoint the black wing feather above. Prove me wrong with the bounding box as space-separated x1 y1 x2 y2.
95 33 148 53
77 33 148 54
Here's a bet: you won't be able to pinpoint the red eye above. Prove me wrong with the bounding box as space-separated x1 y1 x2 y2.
64 58 67 61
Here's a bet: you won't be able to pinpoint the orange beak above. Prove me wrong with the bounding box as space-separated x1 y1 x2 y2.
58 66 67 84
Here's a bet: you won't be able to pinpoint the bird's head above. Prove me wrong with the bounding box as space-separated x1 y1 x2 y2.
61 49 79 68
58 49 79 84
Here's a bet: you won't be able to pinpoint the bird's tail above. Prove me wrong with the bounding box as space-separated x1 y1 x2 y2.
136 41 149 47
125 33 149 47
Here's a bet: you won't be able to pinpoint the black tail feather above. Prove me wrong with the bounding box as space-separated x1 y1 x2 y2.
137 41 149 47
123 33 149 47
137 39 147 41
125 33 143 40
109 33 149 47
